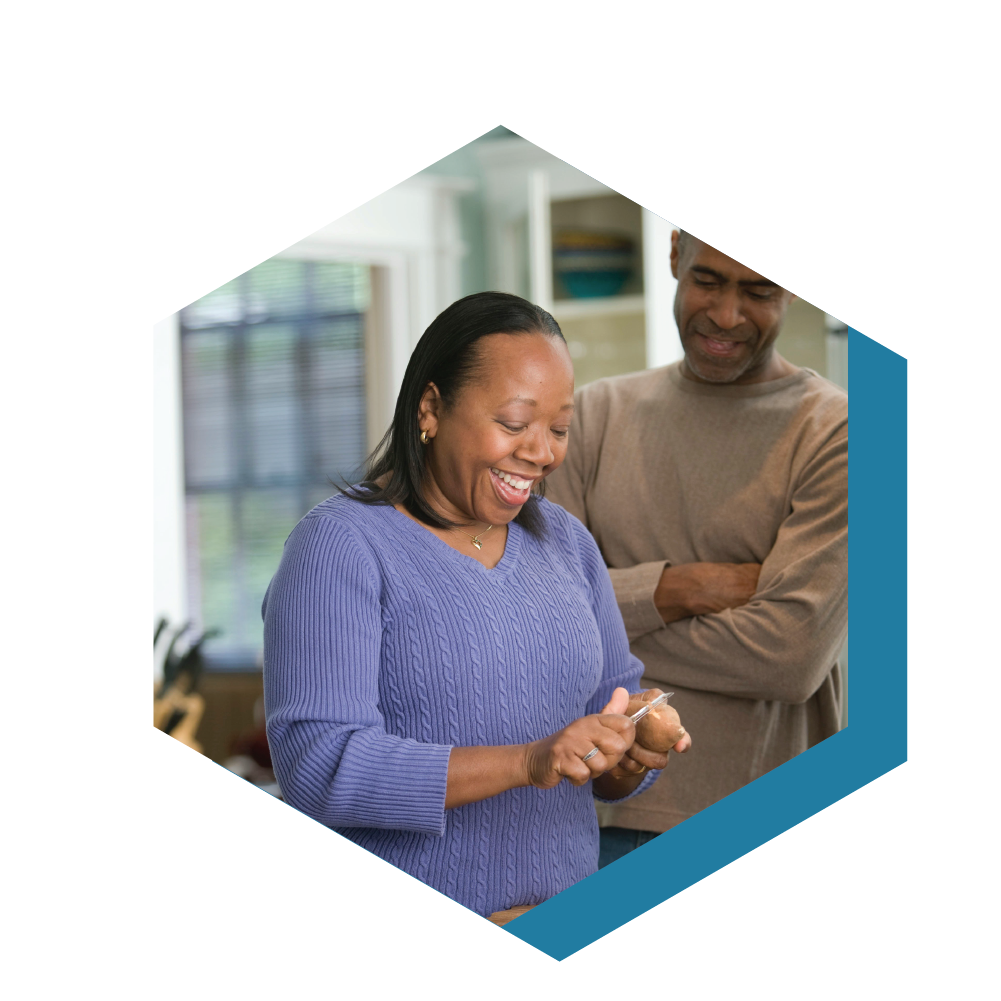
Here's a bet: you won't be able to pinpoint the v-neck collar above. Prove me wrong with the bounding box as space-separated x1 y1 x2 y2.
378 502 523 578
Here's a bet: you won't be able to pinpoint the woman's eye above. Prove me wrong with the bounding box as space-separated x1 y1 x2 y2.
501 423 524 433
551 428 570 438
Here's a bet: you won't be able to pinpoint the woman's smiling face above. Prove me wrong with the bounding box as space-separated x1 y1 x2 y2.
419 331 575 526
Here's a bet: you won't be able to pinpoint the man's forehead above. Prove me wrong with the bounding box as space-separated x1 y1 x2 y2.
684 238 776 285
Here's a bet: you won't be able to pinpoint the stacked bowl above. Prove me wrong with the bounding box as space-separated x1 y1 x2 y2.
552 229 635 298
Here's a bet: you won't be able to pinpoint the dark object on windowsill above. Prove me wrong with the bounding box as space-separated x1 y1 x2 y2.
154 617 222 753
157 620 190 688
154 616 169 648
158 622 221 698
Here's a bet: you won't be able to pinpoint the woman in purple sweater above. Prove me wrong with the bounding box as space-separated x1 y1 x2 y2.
263 292 690 918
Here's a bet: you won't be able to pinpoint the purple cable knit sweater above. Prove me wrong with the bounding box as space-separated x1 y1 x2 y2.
262 492 658 916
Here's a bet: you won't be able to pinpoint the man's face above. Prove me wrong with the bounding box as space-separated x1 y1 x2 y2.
671 233 795 384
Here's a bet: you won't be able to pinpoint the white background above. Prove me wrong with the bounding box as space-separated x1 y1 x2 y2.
4 2 996 998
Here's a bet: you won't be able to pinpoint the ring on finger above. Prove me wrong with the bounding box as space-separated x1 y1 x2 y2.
582 747 600 763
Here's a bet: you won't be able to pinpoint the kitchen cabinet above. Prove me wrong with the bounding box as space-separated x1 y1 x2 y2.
474 138 683 387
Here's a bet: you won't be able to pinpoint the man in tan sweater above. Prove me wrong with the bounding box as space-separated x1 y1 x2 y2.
545 230 847 859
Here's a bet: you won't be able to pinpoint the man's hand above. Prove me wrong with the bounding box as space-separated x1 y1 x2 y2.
654 562 761 624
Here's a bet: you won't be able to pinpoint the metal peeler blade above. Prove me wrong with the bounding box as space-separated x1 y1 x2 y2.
628 692 674 724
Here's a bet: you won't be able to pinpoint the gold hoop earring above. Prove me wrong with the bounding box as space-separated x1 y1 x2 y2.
420 429 431 444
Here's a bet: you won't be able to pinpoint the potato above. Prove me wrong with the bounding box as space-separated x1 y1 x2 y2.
625 694 686 753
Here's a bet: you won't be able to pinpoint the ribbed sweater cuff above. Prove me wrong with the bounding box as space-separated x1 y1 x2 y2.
593 767 661 804
332 736 453 836
607 561 669 642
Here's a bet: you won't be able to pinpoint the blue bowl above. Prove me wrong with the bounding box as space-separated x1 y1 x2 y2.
560 270 631 298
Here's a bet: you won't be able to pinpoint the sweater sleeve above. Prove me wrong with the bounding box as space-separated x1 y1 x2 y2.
606 561 671 642
262 514 452 836
634 425 849 704
559 511 661 803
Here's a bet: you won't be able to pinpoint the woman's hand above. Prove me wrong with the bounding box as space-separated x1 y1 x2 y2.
523 687 635 789
604 688 691 779
444 688 690 810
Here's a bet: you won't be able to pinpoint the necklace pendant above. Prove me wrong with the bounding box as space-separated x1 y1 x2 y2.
472 539 483 550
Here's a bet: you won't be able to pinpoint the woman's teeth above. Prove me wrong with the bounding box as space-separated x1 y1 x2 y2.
491 468 531 490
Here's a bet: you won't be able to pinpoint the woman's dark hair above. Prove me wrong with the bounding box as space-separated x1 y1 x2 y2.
349 291 565 536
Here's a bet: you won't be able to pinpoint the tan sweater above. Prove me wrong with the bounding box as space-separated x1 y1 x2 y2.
545 362 848 832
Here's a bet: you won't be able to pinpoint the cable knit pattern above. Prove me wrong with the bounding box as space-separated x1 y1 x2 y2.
262 492 658 916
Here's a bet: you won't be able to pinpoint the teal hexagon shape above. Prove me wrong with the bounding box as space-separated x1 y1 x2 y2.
506 329 906 959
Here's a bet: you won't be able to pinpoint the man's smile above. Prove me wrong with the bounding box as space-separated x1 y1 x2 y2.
695 333 750 358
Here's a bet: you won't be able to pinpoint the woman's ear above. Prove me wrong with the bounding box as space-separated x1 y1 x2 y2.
418 382 443 439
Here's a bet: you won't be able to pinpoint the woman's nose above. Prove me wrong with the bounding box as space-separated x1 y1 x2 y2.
705 290 745 330
514 433 555 468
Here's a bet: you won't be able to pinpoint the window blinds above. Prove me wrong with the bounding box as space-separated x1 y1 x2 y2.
180 259 370 666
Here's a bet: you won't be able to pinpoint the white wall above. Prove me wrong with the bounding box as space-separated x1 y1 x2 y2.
643 209 683 369
153 313 188 645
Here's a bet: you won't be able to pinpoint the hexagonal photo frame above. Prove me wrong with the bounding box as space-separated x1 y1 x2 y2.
154 130 902 960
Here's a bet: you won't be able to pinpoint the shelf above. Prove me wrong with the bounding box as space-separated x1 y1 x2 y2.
549 294 645 321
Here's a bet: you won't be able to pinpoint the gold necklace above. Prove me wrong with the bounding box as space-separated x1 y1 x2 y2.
456 523 493 550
